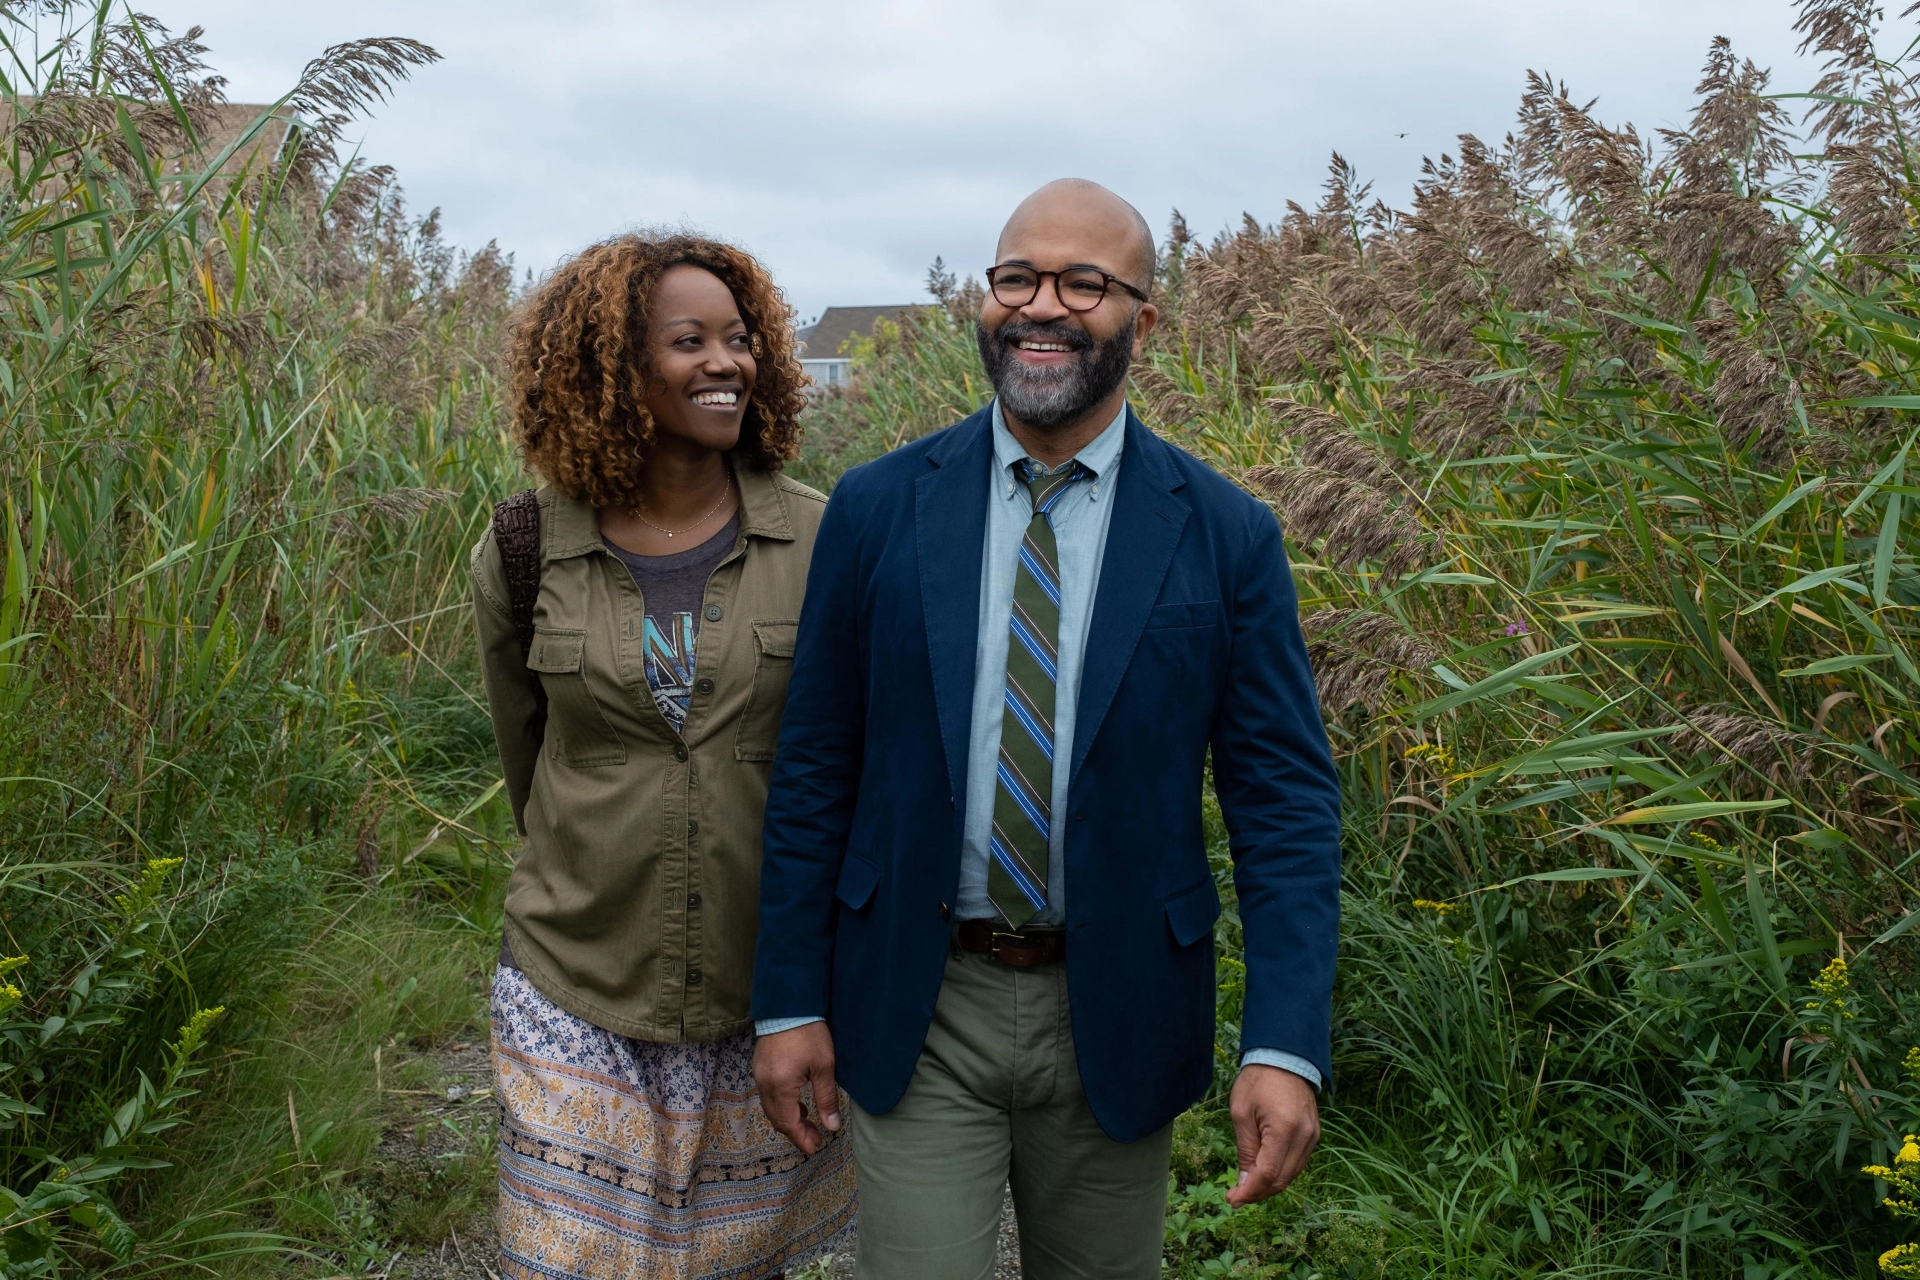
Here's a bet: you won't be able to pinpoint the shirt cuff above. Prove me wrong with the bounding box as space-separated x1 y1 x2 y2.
1240 1048 1322 1090
754 1016 825 1037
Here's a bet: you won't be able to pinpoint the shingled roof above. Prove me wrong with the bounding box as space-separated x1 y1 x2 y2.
797 305 927 360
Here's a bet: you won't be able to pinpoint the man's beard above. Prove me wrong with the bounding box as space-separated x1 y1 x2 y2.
975 312 1135 430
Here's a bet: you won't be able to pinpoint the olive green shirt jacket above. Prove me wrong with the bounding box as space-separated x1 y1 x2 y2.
471 463 826 1042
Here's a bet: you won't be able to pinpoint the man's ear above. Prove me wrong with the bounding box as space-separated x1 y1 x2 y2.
1130 303 1160 359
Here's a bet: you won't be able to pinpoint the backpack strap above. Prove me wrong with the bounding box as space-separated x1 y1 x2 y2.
491 488 549 736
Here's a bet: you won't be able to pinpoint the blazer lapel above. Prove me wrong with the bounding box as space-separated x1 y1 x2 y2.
1070 410 1191 785
916 409 993 806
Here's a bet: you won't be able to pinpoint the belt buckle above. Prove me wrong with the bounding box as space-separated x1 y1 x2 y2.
989 930 1029 962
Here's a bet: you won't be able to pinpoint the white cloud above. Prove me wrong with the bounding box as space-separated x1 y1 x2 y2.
135 0 1830 318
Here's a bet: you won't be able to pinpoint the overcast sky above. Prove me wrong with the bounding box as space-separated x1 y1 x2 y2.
128 0 1839 323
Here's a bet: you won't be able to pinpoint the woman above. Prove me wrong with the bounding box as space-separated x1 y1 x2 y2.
472 232 853 1280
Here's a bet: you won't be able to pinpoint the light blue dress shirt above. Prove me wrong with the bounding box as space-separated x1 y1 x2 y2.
756 399 1320 1090
953 400 1126 924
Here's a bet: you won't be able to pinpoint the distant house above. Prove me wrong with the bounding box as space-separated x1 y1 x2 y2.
796 305 923 391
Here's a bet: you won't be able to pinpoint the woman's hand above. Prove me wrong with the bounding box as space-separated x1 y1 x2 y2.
754 1022 842 1155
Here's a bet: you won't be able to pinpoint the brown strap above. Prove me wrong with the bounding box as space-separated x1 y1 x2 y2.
955 920 1067 967
491 489 548 738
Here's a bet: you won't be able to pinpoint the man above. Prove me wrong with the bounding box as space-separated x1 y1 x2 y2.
752 179 1342 1279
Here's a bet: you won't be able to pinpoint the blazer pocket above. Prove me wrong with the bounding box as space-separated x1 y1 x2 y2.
1165 878 1222 948
834 854 880 911
734 620 799 762
1144 599 1221 631
526 627 628 768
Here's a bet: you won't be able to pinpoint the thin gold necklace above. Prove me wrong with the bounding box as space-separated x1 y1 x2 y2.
636 466 734 539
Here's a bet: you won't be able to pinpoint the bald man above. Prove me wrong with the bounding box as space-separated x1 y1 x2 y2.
751 179 1341 1278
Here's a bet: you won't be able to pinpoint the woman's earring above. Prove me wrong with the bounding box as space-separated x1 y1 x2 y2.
749 333 766 359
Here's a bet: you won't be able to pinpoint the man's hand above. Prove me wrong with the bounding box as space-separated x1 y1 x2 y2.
753 1022 842 1155
1226 1064 1320 1206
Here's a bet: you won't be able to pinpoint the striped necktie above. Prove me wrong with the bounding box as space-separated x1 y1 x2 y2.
987 458 1089 929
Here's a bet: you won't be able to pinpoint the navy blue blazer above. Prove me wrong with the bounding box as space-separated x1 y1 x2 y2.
751 405 1342 1142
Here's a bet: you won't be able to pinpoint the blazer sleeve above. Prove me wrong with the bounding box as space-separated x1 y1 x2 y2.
472 532 541 836
1208 507 1343 1085
752 486 867 1021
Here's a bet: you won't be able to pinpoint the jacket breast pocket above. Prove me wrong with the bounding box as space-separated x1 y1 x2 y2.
527 627 627 768
734 620 798 762
1144 599 1221 631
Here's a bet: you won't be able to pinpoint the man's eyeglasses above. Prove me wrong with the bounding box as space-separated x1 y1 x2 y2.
985 264 1149 313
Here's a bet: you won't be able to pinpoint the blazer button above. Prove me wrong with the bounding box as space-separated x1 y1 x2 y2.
939 901 951 920
688 893 702 909
685 968 703 985
673 744 688 762
705 605 723 622
695 677 715 695
687 820 700 836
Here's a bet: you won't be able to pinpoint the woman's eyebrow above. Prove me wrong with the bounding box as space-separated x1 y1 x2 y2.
659 315 744 329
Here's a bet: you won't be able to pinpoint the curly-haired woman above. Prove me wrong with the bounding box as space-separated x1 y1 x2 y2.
472 232 854 1280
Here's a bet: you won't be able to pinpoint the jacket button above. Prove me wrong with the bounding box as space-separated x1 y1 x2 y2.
685 968 703 985
939 901 951 920
688 893 702 909
695 677 715 695
673 744 688 762
687 820 699 836
705 605 723 622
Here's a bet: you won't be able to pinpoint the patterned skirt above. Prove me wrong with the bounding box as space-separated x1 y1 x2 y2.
490 966 856 1279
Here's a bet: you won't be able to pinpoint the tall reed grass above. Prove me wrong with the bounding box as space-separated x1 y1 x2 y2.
809 3 1920 1275
0 4 523 1273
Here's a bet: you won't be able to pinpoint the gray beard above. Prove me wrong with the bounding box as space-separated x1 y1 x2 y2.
976 313 1136 430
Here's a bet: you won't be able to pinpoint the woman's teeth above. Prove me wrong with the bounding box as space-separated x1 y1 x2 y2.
692 391 738 406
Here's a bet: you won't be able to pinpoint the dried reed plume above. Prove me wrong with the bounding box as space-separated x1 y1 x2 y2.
1301 608 1441 715
1695 313 1800 457
1669 706 1813 778
1243 463 1429 579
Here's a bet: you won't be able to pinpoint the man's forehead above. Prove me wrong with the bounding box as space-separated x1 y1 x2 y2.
996 220 1134 272
996 188 1151 281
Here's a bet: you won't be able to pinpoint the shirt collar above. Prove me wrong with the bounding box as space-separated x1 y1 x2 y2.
989 399 1128 491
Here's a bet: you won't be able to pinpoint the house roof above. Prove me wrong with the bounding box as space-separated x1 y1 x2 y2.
797 305 926 361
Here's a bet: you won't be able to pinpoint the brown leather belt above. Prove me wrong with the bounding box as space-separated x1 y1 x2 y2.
956 920 1067 967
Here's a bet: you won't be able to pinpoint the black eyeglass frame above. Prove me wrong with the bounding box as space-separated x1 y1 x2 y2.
984 263 1150 312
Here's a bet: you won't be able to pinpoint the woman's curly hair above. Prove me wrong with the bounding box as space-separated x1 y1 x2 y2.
506 232 806 508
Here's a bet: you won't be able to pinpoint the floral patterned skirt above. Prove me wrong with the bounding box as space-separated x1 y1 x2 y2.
490 965 856 1280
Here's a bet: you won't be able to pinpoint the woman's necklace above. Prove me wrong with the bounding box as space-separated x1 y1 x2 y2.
634 466 734 539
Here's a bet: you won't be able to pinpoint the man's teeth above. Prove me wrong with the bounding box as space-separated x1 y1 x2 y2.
692 391 738 406
1018 342 1073 352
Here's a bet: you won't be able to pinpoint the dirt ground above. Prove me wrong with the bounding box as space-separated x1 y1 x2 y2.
369 1040 1023 1280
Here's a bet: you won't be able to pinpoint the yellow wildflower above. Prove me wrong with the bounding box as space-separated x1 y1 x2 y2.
1688 832 1723 852
1883 1242 1920 1279
1806 957 1855 1026
1411 899 1461 917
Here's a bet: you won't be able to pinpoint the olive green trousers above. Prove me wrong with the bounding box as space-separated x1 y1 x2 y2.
848 945 1174 1280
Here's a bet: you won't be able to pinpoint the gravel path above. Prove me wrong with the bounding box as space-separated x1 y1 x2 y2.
374 1041 1024 1280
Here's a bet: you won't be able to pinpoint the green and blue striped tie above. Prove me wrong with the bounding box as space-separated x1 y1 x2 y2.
987 458 1088 929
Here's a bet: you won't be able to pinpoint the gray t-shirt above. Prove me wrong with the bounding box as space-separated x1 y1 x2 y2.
500 513 739 972
602 513 739 734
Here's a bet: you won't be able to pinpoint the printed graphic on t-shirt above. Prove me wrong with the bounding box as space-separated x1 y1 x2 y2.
642 613 696 733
